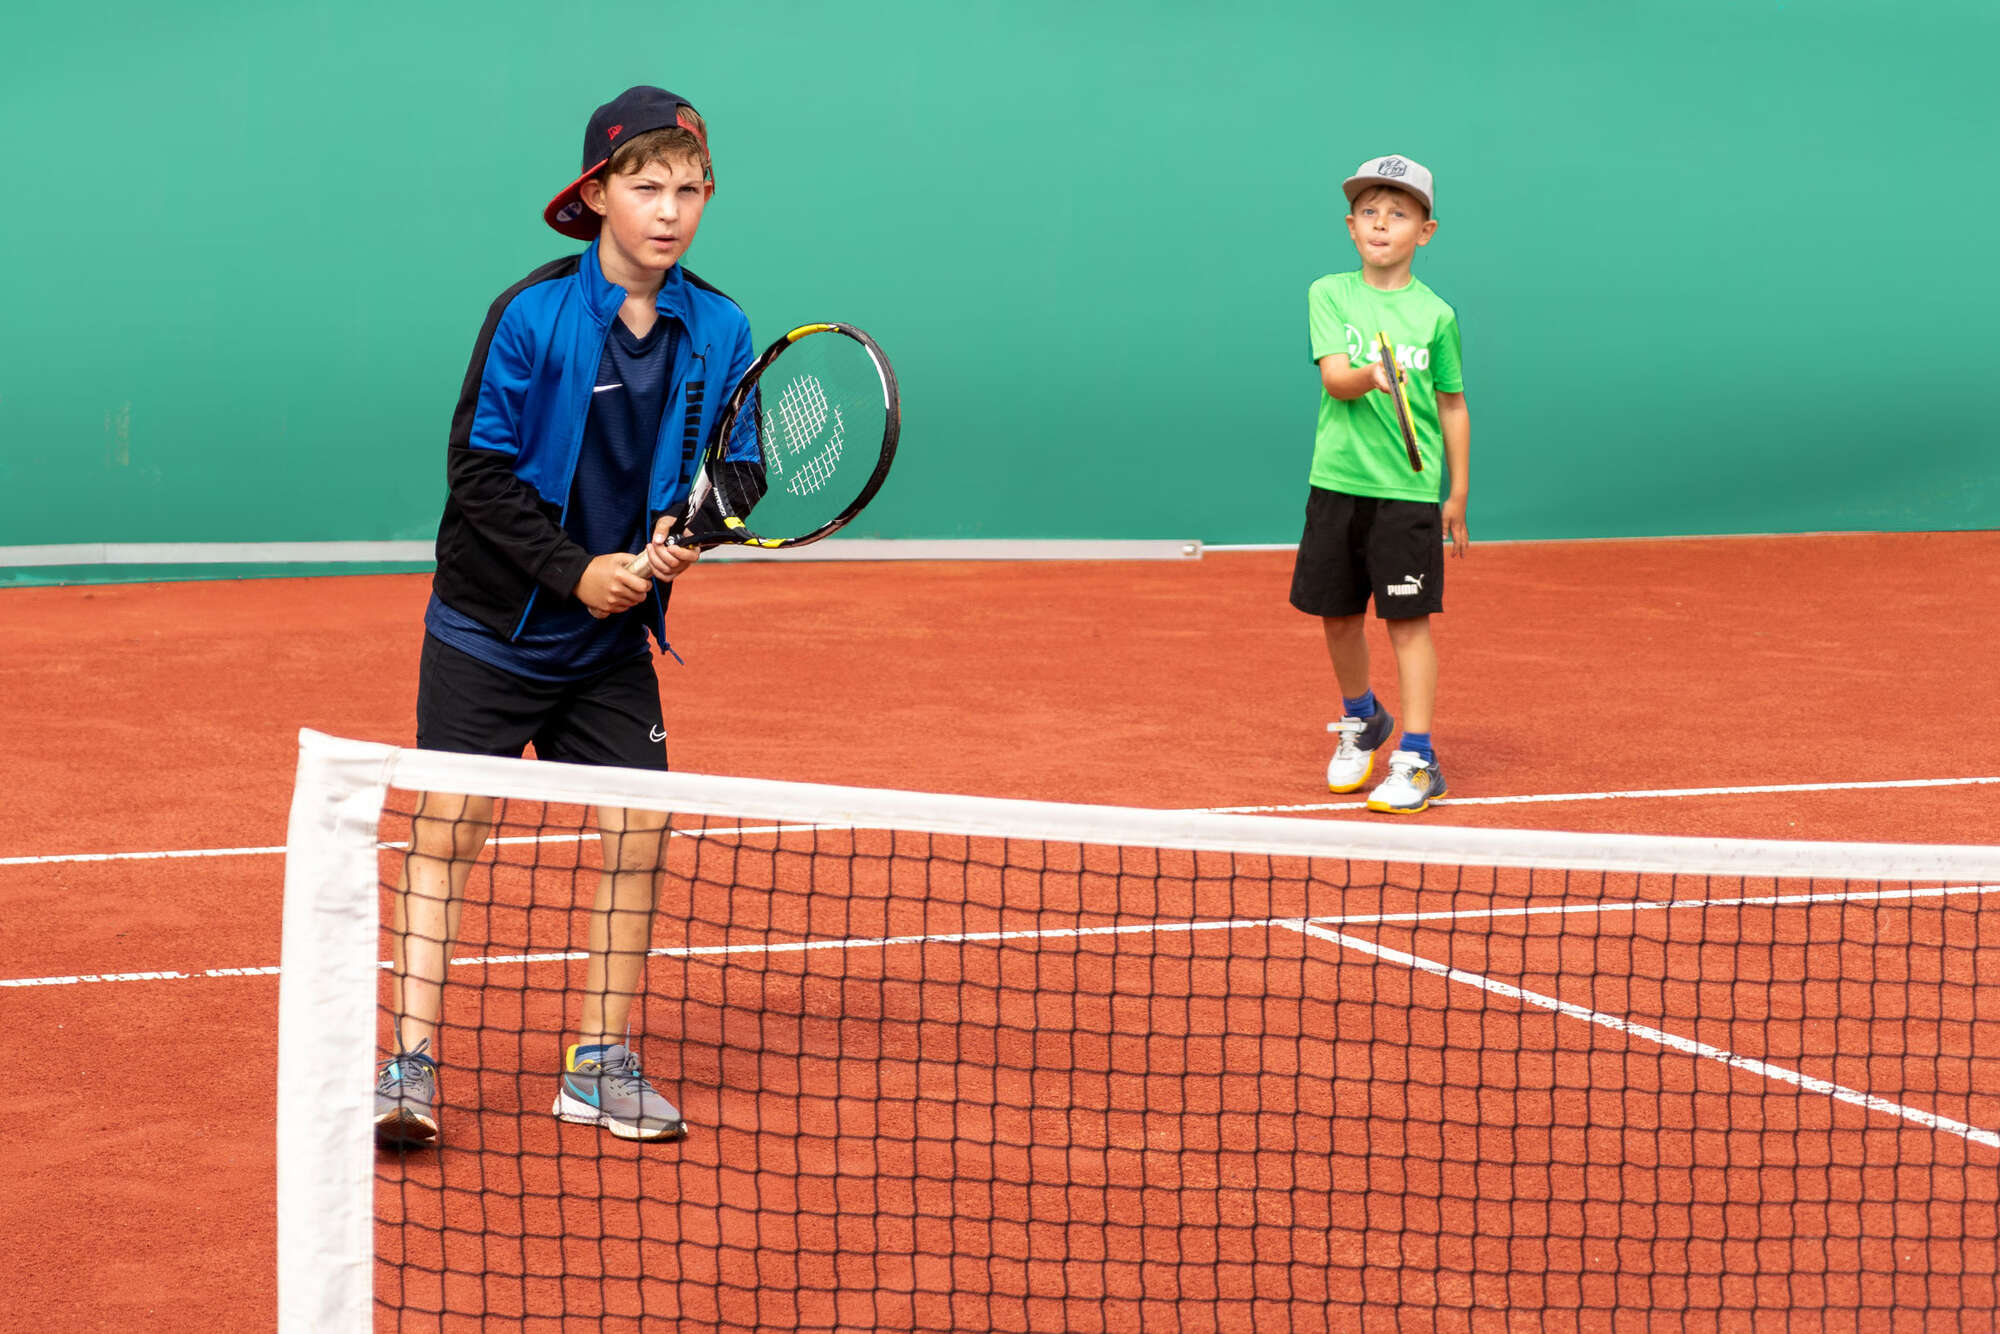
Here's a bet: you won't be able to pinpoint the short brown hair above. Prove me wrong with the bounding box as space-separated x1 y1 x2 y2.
602 110 711 184
1349 183 1429 220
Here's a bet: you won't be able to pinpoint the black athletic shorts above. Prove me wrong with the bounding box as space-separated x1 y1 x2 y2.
1289 486 1445 620
414 633 670 771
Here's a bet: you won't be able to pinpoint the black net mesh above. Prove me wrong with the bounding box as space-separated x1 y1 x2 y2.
370 792 2000 1332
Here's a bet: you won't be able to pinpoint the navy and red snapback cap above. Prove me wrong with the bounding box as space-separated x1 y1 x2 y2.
544 85 713 240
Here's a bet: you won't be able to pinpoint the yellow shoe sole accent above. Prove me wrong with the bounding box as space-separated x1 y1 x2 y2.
1365 793 1433 814
1367 775 1447 814
1328 762 1373 795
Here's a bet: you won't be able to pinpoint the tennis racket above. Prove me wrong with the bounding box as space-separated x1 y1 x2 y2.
1374 331 1421 473
618 319 898 567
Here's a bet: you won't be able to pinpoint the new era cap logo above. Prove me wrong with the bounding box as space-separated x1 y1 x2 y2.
607 124 624 141
1376 157 1408 177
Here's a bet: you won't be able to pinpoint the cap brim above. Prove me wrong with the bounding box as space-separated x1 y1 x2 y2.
1343 174 1432 212
544 159 609 240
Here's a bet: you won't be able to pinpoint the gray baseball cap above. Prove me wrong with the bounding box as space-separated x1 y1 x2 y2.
1342 154 1434 213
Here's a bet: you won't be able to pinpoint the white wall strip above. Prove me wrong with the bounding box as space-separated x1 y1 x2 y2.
0 541 436 567
1 538 1200 568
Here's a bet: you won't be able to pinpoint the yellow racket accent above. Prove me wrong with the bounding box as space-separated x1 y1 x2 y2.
720 517 785 545
1373 331 1405 385
786 323 836 341
1374 331 1422 473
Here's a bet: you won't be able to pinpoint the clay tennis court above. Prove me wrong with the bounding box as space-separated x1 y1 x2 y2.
5 535 1998 1331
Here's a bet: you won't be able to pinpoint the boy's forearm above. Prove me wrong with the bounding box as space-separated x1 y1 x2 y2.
1440 403 1470 499
1320 359 1380 400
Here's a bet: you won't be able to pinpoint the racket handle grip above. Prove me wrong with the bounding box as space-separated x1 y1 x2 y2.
585 549 653 618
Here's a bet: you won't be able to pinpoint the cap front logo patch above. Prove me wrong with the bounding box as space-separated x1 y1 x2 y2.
607 124 624 141
1377 156 1408 177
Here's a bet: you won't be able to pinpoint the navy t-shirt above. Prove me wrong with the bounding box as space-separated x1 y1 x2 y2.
428 313 680 681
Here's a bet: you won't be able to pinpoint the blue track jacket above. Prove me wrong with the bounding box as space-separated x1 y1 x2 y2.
430 240 754 645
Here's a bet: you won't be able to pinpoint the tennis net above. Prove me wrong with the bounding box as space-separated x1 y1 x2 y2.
278 728 2000 1332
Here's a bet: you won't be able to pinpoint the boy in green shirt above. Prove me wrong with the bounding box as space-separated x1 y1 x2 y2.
1290 154 1470 814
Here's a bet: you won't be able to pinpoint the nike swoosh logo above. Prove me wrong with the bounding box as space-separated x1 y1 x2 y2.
649 726 668 743
593 383 623 393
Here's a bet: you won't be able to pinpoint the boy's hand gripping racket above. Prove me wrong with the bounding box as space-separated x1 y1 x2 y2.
1374 331 1422 473
593 322 900 616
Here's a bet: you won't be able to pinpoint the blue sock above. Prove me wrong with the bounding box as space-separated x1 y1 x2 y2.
1342 689 1378 720
1400 731 1434 763
569 1042 613 1069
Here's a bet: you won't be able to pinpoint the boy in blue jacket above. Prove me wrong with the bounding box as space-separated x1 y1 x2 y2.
373 86 756 1146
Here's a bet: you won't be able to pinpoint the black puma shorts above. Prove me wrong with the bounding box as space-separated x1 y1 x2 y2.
1288 487 1444 620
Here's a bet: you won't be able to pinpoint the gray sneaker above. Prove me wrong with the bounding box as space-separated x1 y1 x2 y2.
374 1041 440 1147
552 1043 687 1141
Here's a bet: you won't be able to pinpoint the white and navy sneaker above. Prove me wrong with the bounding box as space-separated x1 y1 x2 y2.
552 1043 687 1141
1327 709 1396 793
1365 750 1449 814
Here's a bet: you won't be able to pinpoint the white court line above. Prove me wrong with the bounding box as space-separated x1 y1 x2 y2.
0 826 806 868
1320 880 2000 928
446 882 2000 968
0 917 1284 987
1208 774 2000 815
1281 919 2000 1151
3 822 848 868
2 842 290 866
1 965 282 988
462 915 1268 969
0 831 594 867
16 909 1993 1154
8 876 1998 989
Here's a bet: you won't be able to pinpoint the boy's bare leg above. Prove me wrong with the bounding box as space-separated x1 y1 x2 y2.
1385 615 1438 735
1320 614 1372 700
577 804 671 1047
388 791 496 1056
550 804 685 1140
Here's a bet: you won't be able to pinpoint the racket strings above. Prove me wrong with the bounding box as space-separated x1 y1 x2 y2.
768 373 845 497
774 375 830 452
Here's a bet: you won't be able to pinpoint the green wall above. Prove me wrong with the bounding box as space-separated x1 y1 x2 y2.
2 0 1993 557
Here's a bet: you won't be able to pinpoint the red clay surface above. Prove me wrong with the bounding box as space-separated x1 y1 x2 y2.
2 534 1998 1331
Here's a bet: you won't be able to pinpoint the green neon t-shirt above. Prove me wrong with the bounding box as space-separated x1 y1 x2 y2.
1306 271 1464 502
